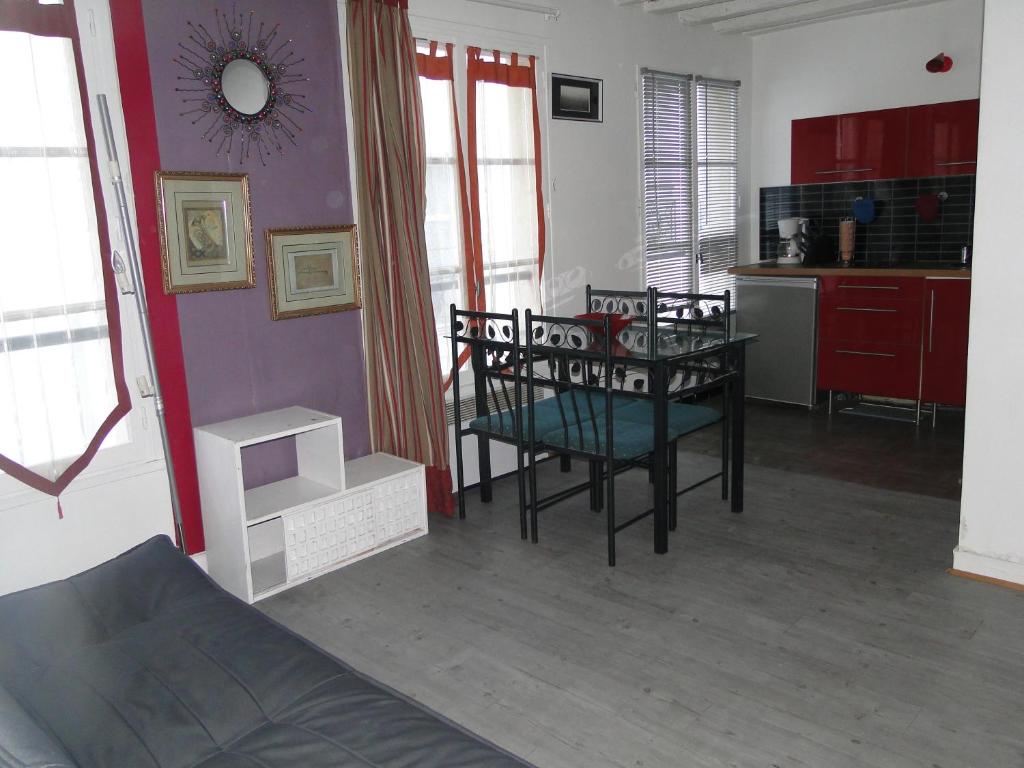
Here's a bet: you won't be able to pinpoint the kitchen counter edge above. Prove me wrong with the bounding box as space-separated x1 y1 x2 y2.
729 264 971 279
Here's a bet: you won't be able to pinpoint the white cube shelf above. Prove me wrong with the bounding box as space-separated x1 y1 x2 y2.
195 406 427 603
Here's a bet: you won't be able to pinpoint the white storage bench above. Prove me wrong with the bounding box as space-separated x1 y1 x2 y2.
195 406 427 603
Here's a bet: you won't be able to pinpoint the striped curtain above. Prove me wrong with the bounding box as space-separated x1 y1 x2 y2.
347 0 453 516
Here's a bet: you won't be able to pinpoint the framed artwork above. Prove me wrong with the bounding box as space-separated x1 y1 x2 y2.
265 225 360 320
155 171 254 294
551 74 603 122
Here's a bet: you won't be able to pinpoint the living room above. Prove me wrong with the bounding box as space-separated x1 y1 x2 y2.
1 1 1021 766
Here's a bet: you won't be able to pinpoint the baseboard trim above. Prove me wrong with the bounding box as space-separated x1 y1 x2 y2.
947 547 1024 593
947 568 1024 592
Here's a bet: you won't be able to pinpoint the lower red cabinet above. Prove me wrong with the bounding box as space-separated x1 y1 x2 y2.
920 279 971 406
817 275 970 405
817 276 923 399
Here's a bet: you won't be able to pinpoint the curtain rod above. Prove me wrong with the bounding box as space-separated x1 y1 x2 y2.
463 0 560 21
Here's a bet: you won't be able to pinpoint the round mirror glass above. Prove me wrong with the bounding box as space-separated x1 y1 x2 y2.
221 59 270 115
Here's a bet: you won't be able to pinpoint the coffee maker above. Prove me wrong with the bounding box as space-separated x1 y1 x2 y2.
777 217 810 265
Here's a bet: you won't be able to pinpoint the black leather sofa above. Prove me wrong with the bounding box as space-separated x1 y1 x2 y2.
0 535 531 767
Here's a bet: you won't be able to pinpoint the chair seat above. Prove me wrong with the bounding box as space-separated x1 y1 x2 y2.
538 402 721 460
469 391 637 439
616 400 721 437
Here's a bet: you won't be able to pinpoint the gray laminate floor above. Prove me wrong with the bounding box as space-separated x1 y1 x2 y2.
261 441 1023 768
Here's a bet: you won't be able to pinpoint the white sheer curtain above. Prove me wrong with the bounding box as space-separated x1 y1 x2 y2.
0 30 127 486
472 59 542 317
418 42 466 381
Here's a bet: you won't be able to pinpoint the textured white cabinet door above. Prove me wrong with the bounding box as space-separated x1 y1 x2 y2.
373 469 425 543
283 489 376 581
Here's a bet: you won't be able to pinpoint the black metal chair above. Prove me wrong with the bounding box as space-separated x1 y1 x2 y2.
651 289 735 529
524 310 725 565
450 306 528 538
580 287 737 533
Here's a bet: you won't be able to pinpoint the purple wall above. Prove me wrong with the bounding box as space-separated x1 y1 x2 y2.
141 0 370 486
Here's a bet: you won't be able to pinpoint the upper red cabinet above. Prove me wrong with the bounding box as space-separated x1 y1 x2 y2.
792 108 907 184
906 99 980 177
791 100 978 184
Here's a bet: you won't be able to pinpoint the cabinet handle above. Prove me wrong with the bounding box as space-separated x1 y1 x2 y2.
837 284 900 291
836 349 897 358
816 168 873 175
928 289 936 353
836 307 898 313
936 161 975 167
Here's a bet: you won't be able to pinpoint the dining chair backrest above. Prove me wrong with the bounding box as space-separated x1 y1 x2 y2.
524 310 614 457
653 289 731 340
450 305 522 440
653 289 735 400
585 285 654 324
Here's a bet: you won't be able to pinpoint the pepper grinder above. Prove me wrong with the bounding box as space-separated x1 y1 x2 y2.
839 218 856 266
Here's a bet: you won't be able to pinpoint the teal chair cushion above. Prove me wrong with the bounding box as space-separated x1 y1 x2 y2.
468 390 636 439
616 400 721 437
537 401 721 460
538 414 658 460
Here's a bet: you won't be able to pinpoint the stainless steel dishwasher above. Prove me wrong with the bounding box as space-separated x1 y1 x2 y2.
736 275 818 407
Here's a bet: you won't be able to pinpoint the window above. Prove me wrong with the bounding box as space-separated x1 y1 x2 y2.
0 0 158 499
416 41 545 390
640 69 739 297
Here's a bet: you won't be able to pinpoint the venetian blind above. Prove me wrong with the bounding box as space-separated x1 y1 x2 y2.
696 77 740 299
640 69 693 293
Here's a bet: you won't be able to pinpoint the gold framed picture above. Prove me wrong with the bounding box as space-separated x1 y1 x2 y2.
155 171 255 294
265 225 360 320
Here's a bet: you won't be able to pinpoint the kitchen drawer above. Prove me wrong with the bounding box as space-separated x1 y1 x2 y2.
819 297 923 345
819 276 924 302
817 340 921 400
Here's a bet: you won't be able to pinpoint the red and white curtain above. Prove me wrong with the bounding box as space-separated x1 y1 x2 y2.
466 46 546 315
416 42 546 389
347 0 453 515
0 0 130 511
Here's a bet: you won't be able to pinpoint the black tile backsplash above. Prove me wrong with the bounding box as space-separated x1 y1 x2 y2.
759 175 976 264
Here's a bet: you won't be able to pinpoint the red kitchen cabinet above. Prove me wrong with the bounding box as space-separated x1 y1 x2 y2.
792 108 908 184
817 276 923 400
920 278 971 406
907 99 979 177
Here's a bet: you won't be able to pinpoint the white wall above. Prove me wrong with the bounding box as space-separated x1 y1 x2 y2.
748 0 984 261
410 0 753 312
954 0 1024 586
0 467 174 595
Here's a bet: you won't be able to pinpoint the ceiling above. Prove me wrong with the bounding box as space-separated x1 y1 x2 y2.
614 0 956 35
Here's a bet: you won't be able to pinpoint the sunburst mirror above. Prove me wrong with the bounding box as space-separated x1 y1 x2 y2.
174 8 310 165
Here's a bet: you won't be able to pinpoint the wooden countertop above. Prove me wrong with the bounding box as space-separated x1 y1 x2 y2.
729 262 971 279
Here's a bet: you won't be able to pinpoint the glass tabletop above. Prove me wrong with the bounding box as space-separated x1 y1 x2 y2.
607 324 757 364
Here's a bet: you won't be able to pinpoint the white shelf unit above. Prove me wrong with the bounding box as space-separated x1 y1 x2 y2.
195 406 427 603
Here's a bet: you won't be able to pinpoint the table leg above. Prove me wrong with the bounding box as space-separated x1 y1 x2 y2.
731 343 745 514
653 362 668 554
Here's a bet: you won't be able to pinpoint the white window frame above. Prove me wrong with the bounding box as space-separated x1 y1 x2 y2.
0 0 163 507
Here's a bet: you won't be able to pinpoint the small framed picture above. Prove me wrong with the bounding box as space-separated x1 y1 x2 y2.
265 225 360 320
551 74 602 122
155 171 254 294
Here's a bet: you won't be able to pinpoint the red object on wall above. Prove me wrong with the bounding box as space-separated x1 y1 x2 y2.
907 99 980 177
921 279 971 406
792 108 908 184
108 0 205 552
